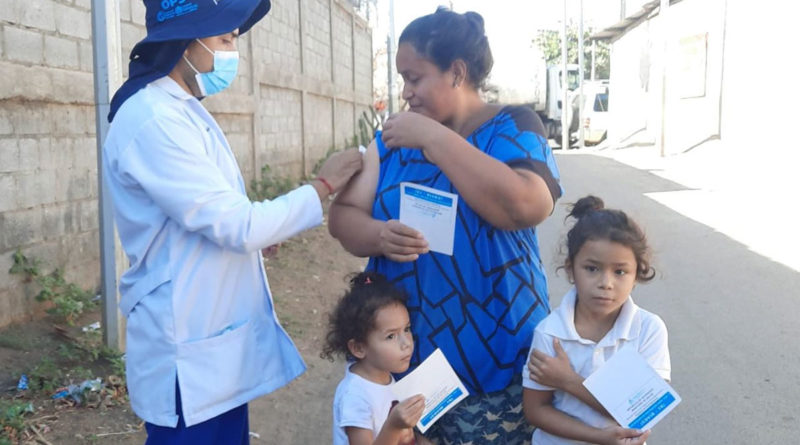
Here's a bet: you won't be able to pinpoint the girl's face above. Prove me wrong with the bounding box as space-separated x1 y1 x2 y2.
359 303 414 376
396 43 459 124
569 239 638 318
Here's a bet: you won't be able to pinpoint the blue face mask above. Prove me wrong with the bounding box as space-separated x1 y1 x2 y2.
183 39 239 97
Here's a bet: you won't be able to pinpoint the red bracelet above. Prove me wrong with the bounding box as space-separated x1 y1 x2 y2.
316 177 334 194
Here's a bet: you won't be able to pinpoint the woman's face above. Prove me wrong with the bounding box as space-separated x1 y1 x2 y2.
396 43 458 123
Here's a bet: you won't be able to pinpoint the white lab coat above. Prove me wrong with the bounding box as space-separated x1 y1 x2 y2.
103 76 321 427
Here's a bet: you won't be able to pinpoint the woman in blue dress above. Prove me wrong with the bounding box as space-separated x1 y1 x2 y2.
329 8 563 444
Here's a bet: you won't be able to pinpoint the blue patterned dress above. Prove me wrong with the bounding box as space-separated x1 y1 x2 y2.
367 105 563 398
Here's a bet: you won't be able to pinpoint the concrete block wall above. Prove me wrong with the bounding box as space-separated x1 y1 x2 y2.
0 0 373 327
0 0 99 325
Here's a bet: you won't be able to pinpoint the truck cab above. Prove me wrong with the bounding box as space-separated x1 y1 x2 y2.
543 64 580 146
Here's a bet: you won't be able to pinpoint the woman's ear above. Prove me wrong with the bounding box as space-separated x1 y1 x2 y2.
347 339 366 360
450 59 468 88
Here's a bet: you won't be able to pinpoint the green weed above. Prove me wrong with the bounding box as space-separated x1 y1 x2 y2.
9 250 96 325
248 164 297 201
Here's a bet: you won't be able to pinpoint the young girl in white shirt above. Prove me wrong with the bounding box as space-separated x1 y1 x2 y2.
523 196 671 445
323 272 425 445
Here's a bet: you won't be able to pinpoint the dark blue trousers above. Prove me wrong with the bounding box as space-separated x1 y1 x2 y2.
144 384 249 445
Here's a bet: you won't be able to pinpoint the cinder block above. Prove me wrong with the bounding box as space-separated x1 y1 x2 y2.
0 208 43 251
74 0 91 11
66 169 92 201
0 139 19 173
50 69 95 104
54 3 91 40
118 0 132 22
44 35 80 69
0 63 51 102
61 198 77 233
51 105 91 135
0 108 12 135
0 252 15 289
78 40 94 72
10 104 52 135
78 199 98 232
15 171 47 208
41 203 67 240
130 0 146 26
17 138 39 172
87 169 98 197
120 22 146 55
73 137 98 171
39 137 72 172
0 173 15 212
0 0 56 32
4 26 44 65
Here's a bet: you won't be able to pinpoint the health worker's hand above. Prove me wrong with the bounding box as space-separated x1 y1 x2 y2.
528 338 581 390
379 220 429 262
381 112 444 150
316 148 363 193
601 426 651 445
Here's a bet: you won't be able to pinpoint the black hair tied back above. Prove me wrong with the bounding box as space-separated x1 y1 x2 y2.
463 11 485 34
399 8 494 89
568 195 605 221
349 271 386 288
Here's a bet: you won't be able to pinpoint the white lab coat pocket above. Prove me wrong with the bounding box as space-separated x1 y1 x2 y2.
175 319 264 426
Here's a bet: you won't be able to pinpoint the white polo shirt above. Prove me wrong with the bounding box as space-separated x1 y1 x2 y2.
522 287 670 445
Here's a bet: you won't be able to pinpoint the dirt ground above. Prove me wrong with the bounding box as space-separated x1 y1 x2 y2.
0 209 367 444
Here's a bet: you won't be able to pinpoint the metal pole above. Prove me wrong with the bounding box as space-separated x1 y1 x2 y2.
91 0 123 349
561 0 569 150
578 0 585 149
387 0 396 113
387 35 394 114
659 0 669 156
591 39 596 81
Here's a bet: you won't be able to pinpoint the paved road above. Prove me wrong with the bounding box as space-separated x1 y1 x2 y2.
536 152 800 444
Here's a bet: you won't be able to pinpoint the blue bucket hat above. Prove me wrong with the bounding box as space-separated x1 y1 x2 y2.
109 0 271 121
135 0 271 49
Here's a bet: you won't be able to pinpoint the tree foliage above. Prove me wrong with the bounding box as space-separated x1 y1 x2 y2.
534 27 611 80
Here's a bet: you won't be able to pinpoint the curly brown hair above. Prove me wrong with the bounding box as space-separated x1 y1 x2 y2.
321 272 409 362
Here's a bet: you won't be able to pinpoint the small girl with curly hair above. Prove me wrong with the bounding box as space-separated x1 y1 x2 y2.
522 196 671 445
323 272 425 445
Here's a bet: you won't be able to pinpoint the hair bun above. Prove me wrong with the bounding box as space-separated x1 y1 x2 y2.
463 11 485 33
350 271 384 287
569 195 604 220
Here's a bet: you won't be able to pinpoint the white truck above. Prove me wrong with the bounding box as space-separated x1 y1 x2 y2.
492 56 581 147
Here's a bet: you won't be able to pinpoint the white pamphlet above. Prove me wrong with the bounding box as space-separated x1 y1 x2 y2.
390 349 469 433
583 346 681 432
398 183 458 256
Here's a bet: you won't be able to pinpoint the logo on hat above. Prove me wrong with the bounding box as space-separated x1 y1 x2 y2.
157 0 200 22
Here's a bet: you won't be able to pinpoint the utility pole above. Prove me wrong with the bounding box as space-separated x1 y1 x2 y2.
387 35 394 114
561 0 569 150
658 0 669 156
578 0 585 149
91 0 124 349
387 0 396 113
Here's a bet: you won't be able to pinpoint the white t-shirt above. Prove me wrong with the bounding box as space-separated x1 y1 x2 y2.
332 363 398 445
522 287 671 445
